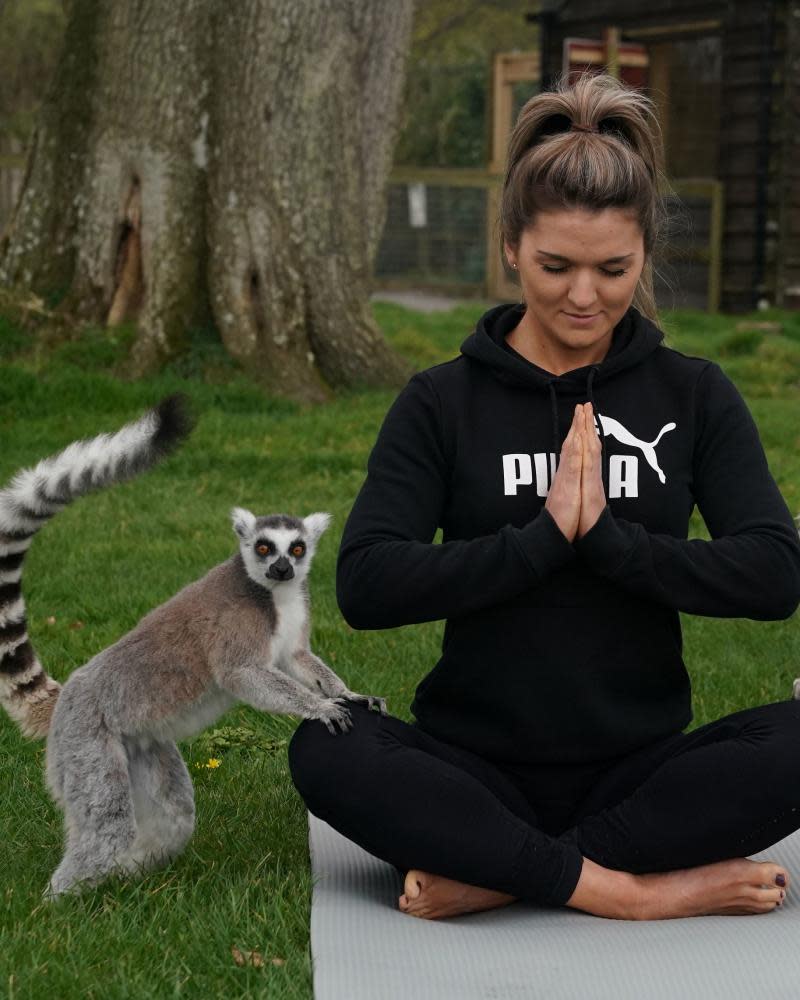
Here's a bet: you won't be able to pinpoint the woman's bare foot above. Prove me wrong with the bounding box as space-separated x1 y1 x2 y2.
398 869 517 919
634 857 789 920
566 855 789 920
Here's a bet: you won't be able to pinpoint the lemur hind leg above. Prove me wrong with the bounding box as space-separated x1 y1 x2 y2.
45 729 137 899
119 738 196 875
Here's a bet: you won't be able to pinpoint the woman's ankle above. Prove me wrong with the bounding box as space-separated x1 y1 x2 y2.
564 855 642 920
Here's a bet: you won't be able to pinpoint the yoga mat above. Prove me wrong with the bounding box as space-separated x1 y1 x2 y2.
307 811 800 1000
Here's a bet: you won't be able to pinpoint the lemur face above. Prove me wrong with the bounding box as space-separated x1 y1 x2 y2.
230 508 331 589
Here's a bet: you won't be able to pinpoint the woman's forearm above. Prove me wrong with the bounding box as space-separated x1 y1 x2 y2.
337 507 574 629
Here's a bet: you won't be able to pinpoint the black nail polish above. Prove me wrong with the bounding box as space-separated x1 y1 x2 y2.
776 874 786 887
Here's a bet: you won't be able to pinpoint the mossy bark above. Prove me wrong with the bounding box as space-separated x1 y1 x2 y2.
0 0 414 402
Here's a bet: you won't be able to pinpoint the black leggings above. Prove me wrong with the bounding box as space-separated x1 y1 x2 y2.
288 698 800 907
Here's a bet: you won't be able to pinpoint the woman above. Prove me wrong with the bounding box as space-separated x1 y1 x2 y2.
288 71 800 921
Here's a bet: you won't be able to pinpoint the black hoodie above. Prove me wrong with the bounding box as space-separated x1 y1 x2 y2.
337 303 800 765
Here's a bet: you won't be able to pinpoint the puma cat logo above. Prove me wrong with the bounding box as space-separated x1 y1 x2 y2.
594 414 676 485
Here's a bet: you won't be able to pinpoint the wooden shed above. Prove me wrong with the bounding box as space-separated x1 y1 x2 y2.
530 0 800 312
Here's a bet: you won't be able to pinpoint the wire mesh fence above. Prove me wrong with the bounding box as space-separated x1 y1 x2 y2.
375 171 722 311
375 179 488 294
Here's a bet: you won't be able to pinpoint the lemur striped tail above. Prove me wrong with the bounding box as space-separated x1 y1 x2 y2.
0 395 194 739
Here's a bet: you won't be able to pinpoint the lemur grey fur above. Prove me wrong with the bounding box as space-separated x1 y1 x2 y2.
0 396 387 898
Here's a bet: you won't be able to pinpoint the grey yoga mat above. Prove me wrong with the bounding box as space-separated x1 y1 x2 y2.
307 811 800 1000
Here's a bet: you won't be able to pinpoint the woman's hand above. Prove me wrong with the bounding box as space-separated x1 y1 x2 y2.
544 404 584 542
578 402 607 539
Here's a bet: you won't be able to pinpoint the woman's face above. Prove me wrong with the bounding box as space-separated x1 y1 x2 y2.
504 206 645 365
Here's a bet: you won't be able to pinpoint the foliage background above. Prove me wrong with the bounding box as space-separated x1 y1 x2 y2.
394 0 537 167
0 0 65 150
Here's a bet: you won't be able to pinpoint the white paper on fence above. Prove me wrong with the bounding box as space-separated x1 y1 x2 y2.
408 182 428 228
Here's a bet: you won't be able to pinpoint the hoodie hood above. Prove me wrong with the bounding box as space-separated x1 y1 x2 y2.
460 302 664 490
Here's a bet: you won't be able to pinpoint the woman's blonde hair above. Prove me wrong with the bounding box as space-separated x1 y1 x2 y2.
500 70 671 324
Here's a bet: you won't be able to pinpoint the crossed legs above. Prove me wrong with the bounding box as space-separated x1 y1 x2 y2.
288 700 800 919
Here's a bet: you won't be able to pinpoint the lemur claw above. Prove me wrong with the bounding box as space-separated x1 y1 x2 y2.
324 712 353 736
345 691 389 715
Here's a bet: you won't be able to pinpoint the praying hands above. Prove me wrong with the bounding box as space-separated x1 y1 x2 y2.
544 402 608 543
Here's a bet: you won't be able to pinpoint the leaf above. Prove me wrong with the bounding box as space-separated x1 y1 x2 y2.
231 945 264 968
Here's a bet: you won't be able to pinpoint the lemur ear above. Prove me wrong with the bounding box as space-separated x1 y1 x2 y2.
231 507 257 540
303 512 332 545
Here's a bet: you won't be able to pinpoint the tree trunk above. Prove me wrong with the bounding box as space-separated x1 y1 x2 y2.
0 0 414 401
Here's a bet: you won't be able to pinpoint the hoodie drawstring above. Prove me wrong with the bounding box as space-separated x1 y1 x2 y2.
586 365 606 493
546 380 559 476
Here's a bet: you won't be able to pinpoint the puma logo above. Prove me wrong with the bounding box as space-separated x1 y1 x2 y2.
594 415 676 485
502 412 678 498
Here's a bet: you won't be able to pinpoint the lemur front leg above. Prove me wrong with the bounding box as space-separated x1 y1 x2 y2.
223 663 355 735
291 648 388 717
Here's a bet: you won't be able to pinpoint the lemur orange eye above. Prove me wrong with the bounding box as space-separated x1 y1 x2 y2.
256 543 271 556
291 544 305 558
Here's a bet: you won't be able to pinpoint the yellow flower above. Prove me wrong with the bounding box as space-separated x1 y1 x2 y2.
206 758 222 769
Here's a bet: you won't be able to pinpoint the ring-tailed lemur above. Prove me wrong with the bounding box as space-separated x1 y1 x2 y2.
0 396 388 898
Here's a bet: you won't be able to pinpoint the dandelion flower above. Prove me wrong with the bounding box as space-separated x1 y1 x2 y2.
206 758 222 769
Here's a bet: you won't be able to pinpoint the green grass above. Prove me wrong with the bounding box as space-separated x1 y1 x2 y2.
0 301 798 998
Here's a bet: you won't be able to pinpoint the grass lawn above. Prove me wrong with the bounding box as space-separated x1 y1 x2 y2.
0 301 798 998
